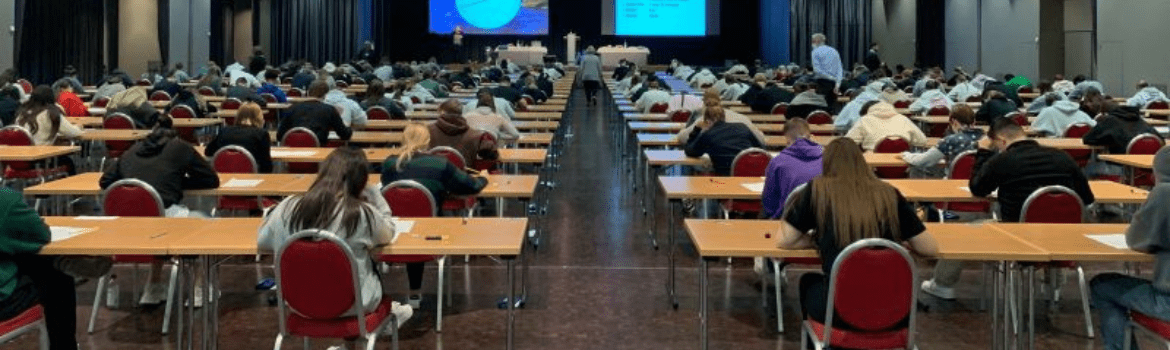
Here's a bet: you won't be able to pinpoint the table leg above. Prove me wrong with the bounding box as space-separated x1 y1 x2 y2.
990 262 1000 350
176 257 185 350
668 199 679 309
700 257 711 350
497 197 505 218
506 257 516 350
647 166 658 249
201 257 210 350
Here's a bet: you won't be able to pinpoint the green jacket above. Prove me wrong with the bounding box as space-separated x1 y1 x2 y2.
0 188 50 302
419 79 449 98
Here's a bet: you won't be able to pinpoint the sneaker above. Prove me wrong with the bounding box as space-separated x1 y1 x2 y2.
255 278 276 291
139 283 168 305
391 302 413 329
407 294 422 309
325 346 347 350
920 280 956 300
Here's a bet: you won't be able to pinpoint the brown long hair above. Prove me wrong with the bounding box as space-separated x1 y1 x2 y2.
806 138 902 248
288 147 375 237
236 102 265 128
16 86 63 137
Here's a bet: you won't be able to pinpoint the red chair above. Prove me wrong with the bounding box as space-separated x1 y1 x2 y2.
935 151 990 221
93 96 111 108
168 105 200 143
0 304 49 350
768 183 821 333
336 81 349 88
220 98 243 110
379 180 451 331
771 103 789 115
1020 185 1094 338
136 79 153 86
521 94 536 106
410 96 422 104
649 102 669 113
669 109 692 123
211 146 273 216
197 86 217 96
926 106 950 116
100 113 136 171
873 136 911 178
1017 86 1034 94
260 93 278 104
1128 134 1165 187
1007 112 1028 126
806 110 833 125
281 127 320 174
720 148 772 218
1148 101 1170 110
471 132 500 173
0 126 63 186
287 88 304 97
893 100 912 109
90 179 181 334
1127 312 1170 350
273 230 400 350
1062 123 1094 167
149 91 171 102
15 79 32 94
366 106 391 121
430 146 478 217
801 238 919 350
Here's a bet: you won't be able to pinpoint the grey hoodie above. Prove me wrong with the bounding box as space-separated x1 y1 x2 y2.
1030 100 1095 137
1126 146 1170 293
1127 87 1169 108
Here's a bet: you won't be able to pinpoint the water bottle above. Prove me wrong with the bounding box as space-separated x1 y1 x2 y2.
105 275 119 309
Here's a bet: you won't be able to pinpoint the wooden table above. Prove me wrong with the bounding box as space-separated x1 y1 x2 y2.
990 223 1150 262
41 216 206 255
79 129 150 141
628 122 822 134
249 147 547 165
403 111 563 121
1099 154 1154 169
643 150 909 168
0 145 80 161
638 134 940 149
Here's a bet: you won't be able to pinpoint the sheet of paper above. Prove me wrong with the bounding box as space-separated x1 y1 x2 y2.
742 182 765 192
75 216 119 220
959 186 997 197
1086 234 1130 250
392 219 416 234
50 227 94 242
223 179 264 188
270 150 319 157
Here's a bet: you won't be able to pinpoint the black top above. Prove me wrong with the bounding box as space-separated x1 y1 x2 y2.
1083 106 1162 154
750 86 794 114
248 55 267 76
864 50 882 72
522 87 549 103
204 126 274 173
492 86 523 105
360 98 407 120
970 140 1096 222
291 73 315 90
277 101 353 145
225 86 268 107
739 84 764 107
974 97 1018 125
684 121 764 176
99 137 219 207
783 182 925 275
0 97 18 126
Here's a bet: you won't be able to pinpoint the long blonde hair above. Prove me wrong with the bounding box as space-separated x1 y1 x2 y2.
396 123 431 171
807 138 902 248
702 94 724 124
236 102 264 128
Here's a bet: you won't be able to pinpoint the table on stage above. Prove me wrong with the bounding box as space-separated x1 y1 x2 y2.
597 46 650 67
497 45 548 66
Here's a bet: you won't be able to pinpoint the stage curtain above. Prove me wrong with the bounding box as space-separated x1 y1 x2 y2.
269 0 361 66
158 0 169 66
790 0 872 71
14 0 106 85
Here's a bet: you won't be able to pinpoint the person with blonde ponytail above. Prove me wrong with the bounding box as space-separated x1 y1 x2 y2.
380 123 487 308
682 94 763 175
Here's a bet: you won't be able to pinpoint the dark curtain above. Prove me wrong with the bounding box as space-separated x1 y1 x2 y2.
915 0 945 68
370 0 392 63
14 0 106 85
790 0 871 70
158 0 169 65
270 0 361 66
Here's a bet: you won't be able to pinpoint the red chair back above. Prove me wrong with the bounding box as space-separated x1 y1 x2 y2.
381 180 438 218
276 231 360 320
1020 186 1084 223
939 151 990 213
221 98 243 110
669 109 692 123
149 91 171 102
169 105 196 119
287 88 304 97
874 136 910 153
771 103 789 115
410 96 421 104
0 126 34 171
366 106 391 121
1063 123 1092 138
429 146 466 169
260 93 278 103
16 79 32 94
1007 112 1028 126
926 106 950 116
103 113 136 157
730 148 771 177
211 146 258 174
819 239 917 347
893 100 912 109
1148 101 1170 110
807 110 833 125
93 96 111 108
1017 86 1034 94
649 103 669 113
136 79 153 87
282 128 320 173
197 86 217 96
1128 134 1165 155
521 95 535 106
101 179 166 217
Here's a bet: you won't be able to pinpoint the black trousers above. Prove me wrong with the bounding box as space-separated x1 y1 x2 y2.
814 78 839 113
0 255 77 350
583 80 601 103
406 262 424 290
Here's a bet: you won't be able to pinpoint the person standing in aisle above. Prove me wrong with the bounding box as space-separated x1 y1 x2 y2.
579 46 603 105
810 33 843 112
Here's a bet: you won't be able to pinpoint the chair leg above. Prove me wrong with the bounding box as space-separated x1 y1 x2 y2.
272 334 283 350
87 275 109 334
1124 322 1134 350
437 256 447 333
38 318 49 350
772 259 784 333
1077 266 1095 338
162 263 180 334
302 337 309 350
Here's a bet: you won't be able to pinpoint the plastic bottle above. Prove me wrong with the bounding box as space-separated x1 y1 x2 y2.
105 275 119 309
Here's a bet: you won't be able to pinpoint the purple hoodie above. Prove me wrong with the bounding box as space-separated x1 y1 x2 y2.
762 138 824 219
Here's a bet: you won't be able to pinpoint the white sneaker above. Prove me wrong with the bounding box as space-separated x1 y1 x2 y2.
920 280 956 300
391 302 413 329
138 283 168 305
407 294 422 309
325 346 348 350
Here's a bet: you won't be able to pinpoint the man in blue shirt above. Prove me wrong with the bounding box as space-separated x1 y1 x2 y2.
811 33 843 112
257 70 288 103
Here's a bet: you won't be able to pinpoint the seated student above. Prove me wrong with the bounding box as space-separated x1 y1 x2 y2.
258 147 413 328
429 99 499 165
1091 146 1170 350
738 74 768 107
169 63 191 83
834 81 886 132
227 67 261 89
1127 80 1169 108
463 88 516 120
974 90 1018 125
203 102 273 173
404 78 438 104
380 124 488 308
464 89 521 141
491 77 523 105
779 138 938 328
61 65 86 94
683 97 764 175
762 118 823 219
256 69 289 103
52 79 88 117
17 86 83 174
908 80 954 115
946 74 981 102
844 101 928 151
108 87 164 128
969 119 1095 222
785 82 829 119
635 80 672 113
196 66 223 96
720 75 750 101
359 79 406 120
291 64 316 90
225 77 267 107
0 86 20 125
521 76 549 104
278 80 353 144
689 68 718 88
1031 94 1097 137
749 81 795 114
1083 103 1162 154
0 187 80 350
1069 75 1106 100
417 71 449 98
678 89 766 145
93 75 127 101
166 89 208 119
901 104 984 177
880 82 911 104
324 82 368 129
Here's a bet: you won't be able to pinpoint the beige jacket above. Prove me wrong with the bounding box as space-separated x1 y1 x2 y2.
844 102 928 151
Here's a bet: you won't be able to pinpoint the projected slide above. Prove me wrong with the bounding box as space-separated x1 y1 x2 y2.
430 0 549 35
615 0 706 36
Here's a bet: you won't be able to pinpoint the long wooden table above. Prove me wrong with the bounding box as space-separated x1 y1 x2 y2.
212 147 547 165
1099 154 1154 169
643 149 911 168
0 145 80 161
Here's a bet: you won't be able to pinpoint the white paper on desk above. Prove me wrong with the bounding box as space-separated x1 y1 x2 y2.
222 179 264 188
742 182 765 192
270 150 318 157
391 219 415 234
74 216 118 220
50 226 94 242
959 186 998 198
1086 234 1130 250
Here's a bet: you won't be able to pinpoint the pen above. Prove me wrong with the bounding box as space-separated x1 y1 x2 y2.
149 232 168 239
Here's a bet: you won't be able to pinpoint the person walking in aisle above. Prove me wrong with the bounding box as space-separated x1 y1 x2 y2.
579 46 603 105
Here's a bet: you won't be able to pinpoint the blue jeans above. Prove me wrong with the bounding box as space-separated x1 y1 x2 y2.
1091 273 1170 350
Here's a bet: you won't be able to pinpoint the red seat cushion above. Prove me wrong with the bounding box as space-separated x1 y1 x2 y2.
0 304 43 335
806 319 909 349
1134 312 1170 340
721 199 762 214
442 196 476 211
286 298 394 339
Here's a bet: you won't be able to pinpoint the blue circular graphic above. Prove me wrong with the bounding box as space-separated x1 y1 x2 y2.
456 0 521 30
